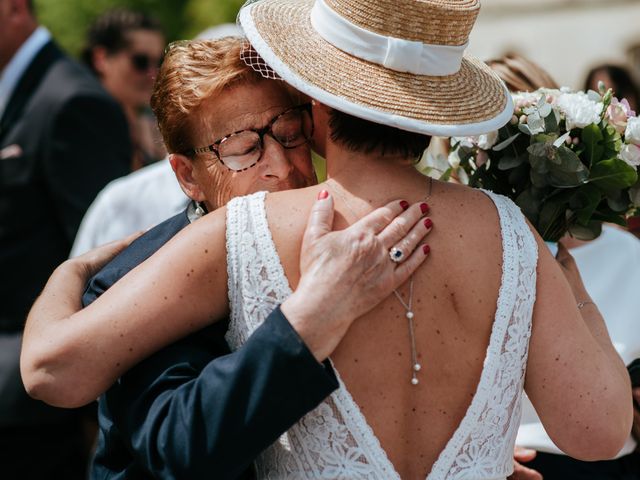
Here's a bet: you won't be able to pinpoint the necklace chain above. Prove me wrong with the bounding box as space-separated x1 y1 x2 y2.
325 176 433 385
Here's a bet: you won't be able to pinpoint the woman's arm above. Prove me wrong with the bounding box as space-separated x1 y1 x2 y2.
525 236 633 461
21 195 432 407
22 207 231 407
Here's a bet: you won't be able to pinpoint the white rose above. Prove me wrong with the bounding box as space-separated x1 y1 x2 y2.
625 117 640 146
476 131 499 150
620 143 640 167
557 92 603 130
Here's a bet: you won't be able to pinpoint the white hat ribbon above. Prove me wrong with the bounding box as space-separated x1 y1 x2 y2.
310 0 467 76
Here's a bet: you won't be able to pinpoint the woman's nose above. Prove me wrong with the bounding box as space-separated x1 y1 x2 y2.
259 135 294 180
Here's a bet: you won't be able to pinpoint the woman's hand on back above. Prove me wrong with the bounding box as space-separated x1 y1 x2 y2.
282 190 432 362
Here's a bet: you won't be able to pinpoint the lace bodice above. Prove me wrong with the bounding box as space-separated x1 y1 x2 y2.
225 190 538 479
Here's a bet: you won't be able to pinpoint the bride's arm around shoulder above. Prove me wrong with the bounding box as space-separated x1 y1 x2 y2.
21 207 230 408
525 229 633 461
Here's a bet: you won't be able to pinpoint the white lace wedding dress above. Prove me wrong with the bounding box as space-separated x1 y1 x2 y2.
225 190 538 480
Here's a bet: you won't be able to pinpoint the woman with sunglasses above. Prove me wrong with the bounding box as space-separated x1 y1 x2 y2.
23 0 633 478
82 8 166 170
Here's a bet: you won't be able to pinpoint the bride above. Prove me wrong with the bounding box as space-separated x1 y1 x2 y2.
22 0 631 478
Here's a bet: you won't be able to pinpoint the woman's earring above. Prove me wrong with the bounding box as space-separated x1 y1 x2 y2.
194 202 206 218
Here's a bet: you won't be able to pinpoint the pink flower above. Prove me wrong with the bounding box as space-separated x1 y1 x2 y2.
606 98 636 134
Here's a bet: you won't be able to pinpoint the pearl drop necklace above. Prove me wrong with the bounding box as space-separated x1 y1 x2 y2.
392 278 421 385
326 176 432 385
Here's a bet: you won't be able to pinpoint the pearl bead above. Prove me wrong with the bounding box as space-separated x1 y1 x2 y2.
414 363 421 372
406 311 414 319
411 378 419 385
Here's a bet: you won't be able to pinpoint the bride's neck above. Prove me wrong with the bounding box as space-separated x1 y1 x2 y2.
324 140 421 192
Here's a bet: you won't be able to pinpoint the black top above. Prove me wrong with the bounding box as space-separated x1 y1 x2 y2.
0 39 131 428
84 209 338 479
0 40 131 331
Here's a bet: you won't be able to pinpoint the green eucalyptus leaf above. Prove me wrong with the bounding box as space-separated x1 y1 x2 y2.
568 221 602 241
493 133 521 152
530 168 550 188
538 200 566 241
581 123 604 165
498 155 526 170
606 190 631 212
629 182 640 208
588 158 638 191
515 188 542 223
569 184 601 225
518 123 533 136
591 211 628 227
544 110 559 132
547 146 589 187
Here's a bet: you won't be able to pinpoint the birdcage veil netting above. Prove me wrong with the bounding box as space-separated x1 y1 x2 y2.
238 0 281 80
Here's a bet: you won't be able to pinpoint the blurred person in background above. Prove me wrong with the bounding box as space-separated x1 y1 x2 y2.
70 24 241 258
487 53 640 480
82 8 167 170
584 64 640 112
487 52 559 92
0 0 131 477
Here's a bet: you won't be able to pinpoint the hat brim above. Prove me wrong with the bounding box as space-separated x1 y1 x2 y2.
240 0 514 137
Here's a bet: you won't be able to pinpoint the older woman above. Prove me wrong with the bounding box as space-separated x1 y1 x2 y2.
22 37 432 479
23 1 632 478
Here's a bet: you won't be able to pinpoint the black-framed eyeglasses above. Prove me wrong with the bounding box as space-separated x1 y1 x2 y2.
130 52 163 73
184 103 313 172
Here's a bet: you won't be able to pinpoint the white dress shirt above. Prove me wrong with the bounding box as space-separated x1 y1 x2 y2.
0 26 51 119
517 225 640 457
70 158 189 257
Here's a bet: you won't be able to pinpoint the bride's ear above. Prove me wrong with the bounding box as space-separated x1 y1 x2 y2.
169 154 207 203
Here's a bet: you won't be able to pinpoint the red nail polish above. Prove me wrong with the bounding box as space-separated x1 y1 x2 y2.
400 200 410 211
420 203 430 214
424 218 433 229
423 244 430 255
318 190 329 200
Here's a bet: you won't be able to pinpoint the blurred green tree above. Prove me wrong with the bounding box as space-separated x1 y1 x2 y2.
34 0 243 57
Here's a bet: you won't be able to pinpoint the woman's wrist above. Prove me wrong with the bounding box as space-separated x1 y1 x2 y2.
57 257 93 284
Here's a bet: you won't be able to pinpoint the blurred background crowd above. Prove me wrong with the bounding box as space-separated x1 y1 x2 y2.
1 0 640 478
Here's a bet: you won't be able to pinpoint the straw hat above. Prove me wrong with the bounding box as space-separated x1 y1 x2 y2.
239 0 514 137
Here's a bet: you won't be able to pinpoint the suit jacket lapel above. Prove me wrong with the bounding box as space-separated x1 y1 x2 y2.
0 41 63 142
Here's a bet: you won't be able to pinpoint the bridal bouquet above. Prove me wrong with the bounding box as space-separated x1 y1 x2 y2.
449 86 640 241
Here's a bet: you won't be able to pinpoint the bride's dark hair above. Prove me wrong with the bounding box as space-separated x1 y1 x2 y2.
328 109 430 160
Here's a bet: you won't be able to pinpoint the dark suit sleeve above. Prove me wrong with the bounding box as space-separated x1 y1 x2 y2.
45 94 131 241
106 307 337 480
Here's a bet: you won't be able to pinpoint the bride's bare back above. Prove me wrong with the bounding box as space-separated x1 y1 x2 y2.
268 179 509 477
266 166 631 477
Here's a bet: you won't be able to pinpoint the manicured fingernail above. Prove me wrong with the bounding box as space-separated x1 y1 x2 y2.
420 203 430 214
400 200 409 210
318 190 329 200
424 218 433 229
423 244 430 255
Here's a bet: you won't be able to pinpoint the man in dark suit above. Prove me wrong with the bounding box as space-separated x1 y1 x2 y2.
0 0 131 477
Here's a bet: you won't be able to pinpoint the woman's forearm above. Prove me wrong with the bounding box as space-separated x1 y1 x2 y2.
527 240 633 461
21 259 97 406
21 232 145 407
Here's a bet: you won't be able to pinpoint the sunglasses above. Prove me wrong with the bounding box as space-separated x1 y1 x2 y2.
129 53 163 73
184 104 314 172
